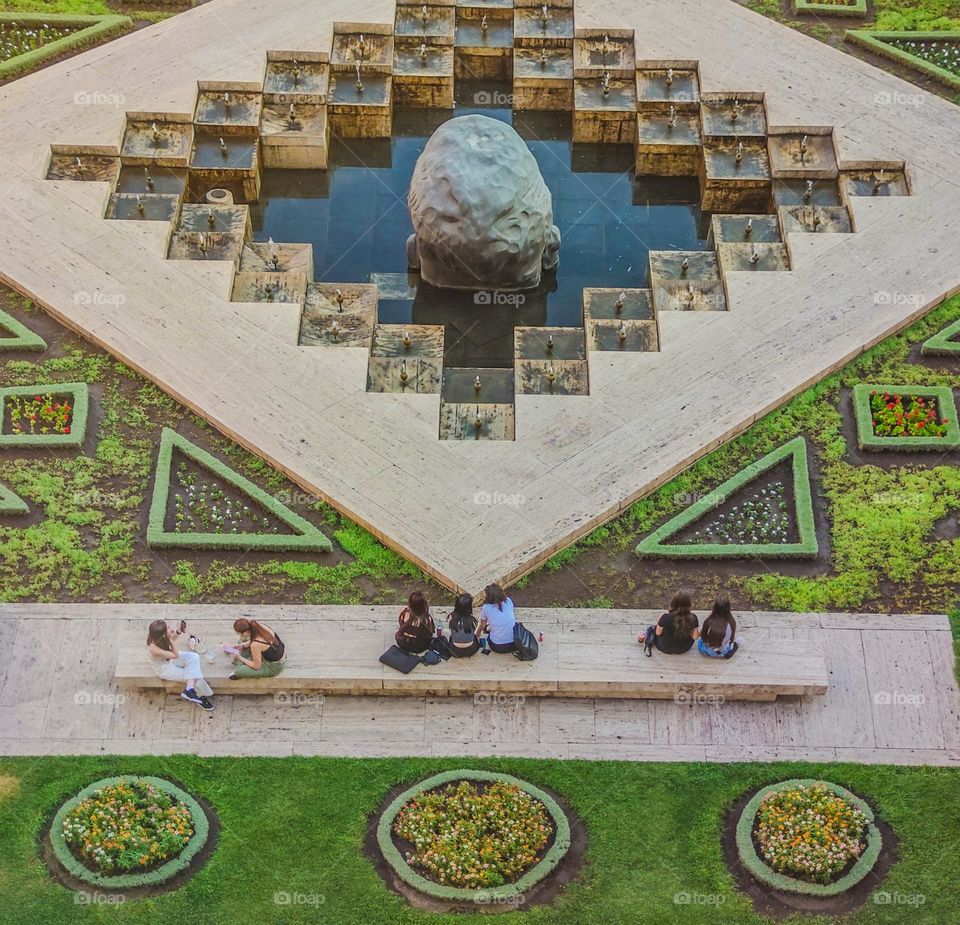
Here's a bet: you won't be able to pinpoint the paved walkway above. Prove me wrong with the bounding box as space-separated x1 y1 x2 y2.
1 605 957 765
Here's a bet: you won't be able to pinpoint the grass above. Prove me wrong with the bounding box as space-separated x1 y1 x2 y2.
536 295 960 614
0 755 957 924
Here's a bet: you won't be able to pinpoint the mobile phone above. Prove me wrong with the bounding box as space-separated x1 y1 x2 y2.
178 620 187 634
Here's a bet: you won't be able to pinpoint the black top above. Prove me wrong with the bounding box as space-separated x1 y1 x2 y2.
256 632 284 662
655 611 698 654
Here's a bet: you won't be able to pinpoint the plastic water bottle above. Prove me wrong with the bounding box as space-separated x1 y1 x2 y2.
538 631 544 643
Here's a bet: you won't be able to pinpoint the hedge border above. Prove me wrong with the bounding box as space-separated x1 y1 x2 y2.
48 775 209 890
852 384 960 451
793 0 867 18
635 436 818 559
0 307 46 352
845 30 960 91
921 317 960 356
736 778 882 897
147 428 332 552
0 14 132 82
0 382 89 448
376 770 572 902
0 479 28 515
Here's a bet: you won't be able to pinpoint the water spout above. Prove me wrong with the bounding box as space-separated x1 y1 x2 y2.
422 3 429 25
136 196 145 216
803 179 813 203
540 46 548 67
402 330 412 349
667 105 676 128
331 319 342 340
735 141 744 165
540 3 549 25
334 288 345 310
144 167 155 191
292 59 301 84
686 281 695 305
546 364 557 387
680 256 689 276
358 33 367 55
749 244 760 265
546 333 554 352
601 70 611 97
480 14 488 33
731 98 741 121
665 66 673 86
400 359 409 383
615 291 626 313
219 137 228 157
197 232 208 254
873 169 886 194
474 412 484 433
268 238 280 270
744 217 753 238
812 209 822 229
207 210 216 227
75 156 83 168
151 122 161 145
474 375 482 393
617 322 627 344
355 62 364 93
799 134 808 155
419 42 428 62
223 92 232 109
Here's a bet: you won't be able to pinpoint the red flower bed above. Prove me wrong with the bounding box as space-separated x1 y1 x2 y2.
869 390 949 439
5 392 73 436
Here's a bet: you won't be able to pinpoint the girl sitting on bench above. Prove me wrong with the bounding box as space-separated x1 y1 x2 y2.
227 618 286 679
640 591 700 656
146 619 214 711
396 591 436 654
697 597 738 658
447 593 480 658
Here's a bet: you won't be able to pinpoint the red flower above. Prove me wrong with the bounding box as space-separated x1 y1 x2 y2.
63 426 71 434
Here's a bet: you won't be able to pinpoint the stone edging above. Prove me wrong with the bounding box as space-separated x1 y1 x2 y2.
48 775 210 890
376 769 571 902
735 778 882 897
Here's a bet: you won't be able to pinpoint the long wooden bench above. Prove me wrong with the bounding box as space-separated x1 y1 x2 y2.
115 618 829 702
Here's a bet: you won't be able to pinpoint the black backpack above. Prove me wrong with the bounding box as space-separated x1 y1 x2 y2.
513 622 539 661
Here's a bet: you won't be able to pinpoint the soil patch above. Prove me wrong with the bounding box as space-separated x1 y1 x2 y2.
721 782 898 920
39 777 220 900
364 777 586 914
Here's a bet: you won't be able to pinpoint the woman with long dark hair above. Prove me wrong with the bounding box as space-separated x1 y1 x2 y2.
227 617 286 679
396 591 436 653
477 582 517 653
447 593 480 658
698 597 738 658
639 591 700 655
146 619 214 711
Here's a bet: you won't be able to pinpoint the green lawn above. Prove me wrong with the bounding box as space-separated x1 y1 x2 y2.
0 756 955 924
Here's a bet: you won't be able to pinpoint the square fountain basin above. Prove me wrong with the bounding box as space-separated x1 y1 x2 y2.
574 77 637 112
116 165 187 196
194 90 263 134
514 326 586 361
768 132 838 178
702 139 771 180
515 358 588 394
700 96 767 139
514 7 575 46
260 102 329 143
709 214 781 245
653 280 727 312
299 283 378 347
241 242 314 276
573 30 636 77
46 153 118 183
839 168 909 198
587 319 659 351
394 42 456 78
583 288 655 321
371 324 445 358
167 231 245 265
773 177 842 207
330 28 394 70
514 45 574 81
190 134 258 172
395 5 456 38
106 193 180 222
442 367 515 404
779 204 852 235
455 16 514 49
717 242 790 274
231 270 308 304
263 53 329 102
367 356 443 393
178 203 251 237
637 111 701 147
328 73 392 108
636 67 700 108
121 119 194 165
439 401 515 441
648 250 721 283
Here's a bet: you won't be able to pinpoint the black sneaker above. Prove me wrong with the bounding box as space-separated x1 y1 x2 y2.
181 688 202 705
198 696 214 712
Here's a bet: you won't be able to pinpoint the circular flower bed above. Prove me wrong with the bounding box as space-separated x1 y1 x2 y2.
736 780 882 896
48 776 210 890
377 770 571 903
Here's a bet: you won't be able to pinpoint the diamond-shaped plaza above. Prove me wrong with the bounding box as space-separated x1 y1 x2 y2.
0 0 958 922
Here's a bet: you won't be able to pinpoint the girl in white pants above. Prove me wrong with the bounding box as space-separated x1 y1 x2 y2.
147 620 214 711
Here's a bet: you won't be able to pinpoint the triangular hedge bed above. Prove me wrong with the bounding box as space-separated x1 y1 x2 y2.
0 480 28 516
0 308 46 352
921 317 960 357
147 428 332 553
636 437 818 559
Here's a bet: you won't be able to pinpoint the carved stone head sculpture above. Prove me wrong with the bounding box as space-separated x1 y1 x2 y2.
406 114 561 292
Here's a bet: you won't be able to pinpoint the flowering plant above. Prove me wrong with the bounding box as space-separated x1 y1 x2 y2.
869 390 949 439
392 780 553 888
755 783 868 884
5 392 72 436
61 779 194 873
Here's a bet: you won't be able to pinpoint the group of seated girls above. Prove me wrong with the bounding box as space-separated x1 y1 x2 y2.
395 583 517 657
146 616 285 712
639 592 739 658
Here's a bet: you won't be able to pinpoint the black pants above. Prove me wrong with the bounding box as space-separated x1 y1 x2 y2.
488 638 516 654
449 638 480 658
